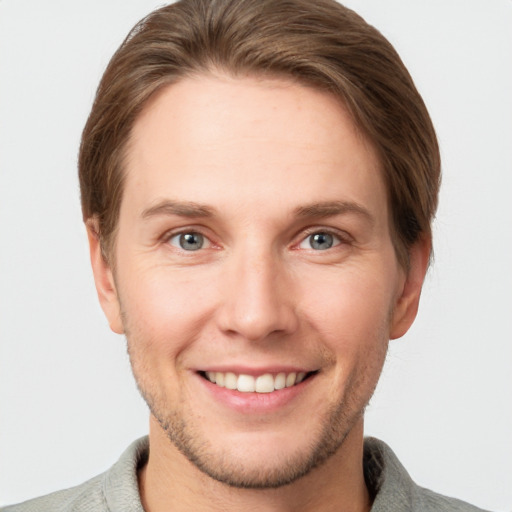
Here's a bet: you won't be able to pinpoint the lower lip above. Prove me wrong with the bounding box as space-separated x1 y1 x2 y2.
196 373 315 414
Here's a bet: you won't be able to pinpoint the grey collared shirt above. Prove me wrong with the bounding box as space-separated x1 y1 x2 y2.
2 437 490 511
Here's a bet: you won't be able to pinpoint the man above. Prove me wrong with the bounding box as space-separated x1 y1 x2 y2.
3 0 491 510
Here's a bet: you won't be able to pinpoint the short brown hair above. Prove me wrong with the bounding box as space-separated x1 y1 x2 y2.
79 0 440 267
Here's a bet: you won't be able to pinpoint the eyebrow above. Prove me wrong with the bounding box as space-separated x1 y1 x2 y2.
294 200 374 224
141 200 216 219
141 199 374 224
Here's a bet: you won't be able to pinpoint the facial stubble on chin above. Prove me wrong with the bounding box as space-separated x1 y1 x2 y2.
124 332 389 490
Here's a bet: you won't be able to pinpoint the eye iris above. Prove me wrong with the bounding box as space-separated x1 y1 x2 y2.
310 232 333 250
179 233 204 251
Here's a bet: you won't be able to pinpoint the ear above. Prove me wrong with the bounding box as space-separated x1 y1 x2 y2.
390 236 431 340
86 219 124 334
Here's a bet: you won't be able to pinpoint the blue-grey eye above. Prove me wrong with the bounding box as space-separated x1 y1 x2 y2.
310 233 333 250
169 232 205 251
299 232 339 250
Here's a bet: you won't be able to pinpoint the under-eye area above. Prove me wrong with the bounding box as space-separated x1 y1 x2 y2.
198 371 318 393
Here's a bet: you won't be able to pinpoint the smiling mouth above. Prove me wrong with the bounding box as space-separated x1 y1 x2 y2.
199 371 317 393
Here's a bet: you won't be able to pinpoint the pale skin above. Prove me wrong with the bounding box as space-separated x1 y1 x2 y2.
88 74 430 512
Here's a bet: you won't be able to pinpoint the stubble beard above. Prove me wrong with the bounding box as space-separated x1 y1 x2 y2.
126 337 388 490
149 390 358 489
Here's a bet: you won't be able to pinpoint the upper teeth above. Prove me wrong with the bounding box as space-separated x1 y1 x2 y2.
205 371 307 393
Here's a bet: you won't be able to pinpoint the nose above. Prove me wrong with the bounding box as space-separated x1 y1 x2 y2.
216 244 299 342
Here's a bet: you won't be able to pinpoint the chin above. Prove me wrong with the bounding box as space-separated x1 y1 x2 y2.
151 397 360 489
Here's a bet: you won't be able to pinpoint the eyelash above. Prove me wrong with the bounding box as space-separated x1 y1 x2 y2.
295 227 352 251
162 228 214 251
161 226 352 253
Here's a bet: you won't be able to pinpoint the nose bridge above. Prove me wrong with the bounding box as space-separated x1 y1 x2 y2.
217 237 297 341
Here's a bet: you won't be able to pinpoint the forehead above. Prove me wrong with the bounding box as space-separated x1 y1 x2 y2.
122 73 386 223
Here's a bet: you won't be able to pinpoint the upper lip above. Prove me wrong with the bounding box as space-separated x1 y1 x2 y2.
195 366 316 376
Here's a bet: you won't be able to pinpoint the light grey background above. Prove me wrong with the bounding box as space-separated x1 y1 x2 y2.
1 1 511 510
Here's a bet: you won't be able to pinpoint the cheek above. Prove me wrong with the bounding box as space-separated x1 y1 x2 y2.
296 259 398 371
303 267 396 333
117 265 218 359
300 267 394 403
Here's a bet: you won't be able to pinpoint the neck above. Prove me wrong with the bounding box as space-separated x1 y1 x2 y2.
138 416 371 512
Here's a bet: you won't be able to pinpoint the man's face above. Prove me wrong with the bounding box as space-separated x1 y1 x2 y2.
93 74 423 488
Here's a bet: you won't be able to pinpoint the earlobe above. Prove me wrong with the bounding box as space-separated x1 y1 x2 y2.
86 219 124 335
390 237 431 340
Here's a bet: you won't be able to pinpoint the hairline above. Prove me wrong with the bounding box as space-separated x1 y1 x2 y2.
100 68 406 268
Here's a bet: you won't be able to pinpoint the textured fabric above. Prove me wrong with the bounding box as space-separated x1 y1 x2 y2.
3 438 148 512
3 437 489 511
363 438 489 511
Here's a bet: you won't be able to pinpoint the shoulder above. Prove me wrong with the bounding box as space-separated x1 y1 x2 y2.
1 474 106 512
364 437 491 512
2 437 148 512
412 486 491 512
